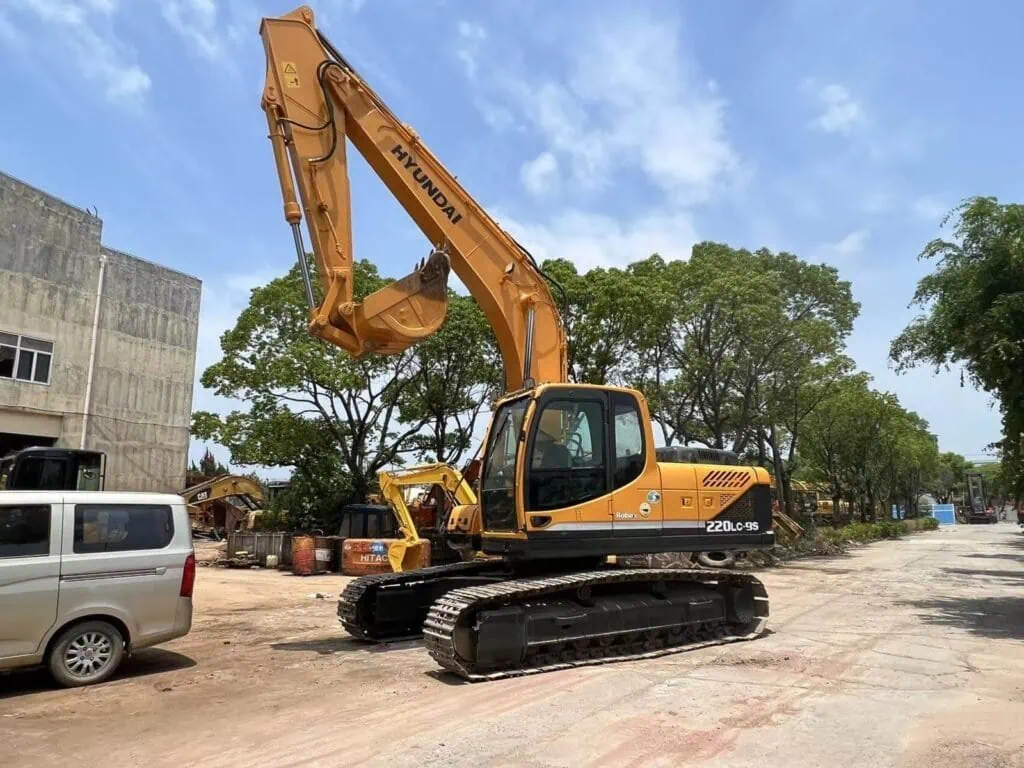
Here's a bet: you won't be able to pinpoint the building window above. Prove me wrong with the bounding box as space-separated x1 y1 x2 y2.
0 331 53 384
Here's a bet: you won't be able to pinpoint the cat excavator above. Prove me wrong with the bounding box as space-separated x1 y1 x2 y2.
258 6 774 680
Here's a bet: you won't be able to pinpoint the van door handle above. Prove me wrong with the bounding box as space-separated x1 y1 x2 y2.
154 567 167 575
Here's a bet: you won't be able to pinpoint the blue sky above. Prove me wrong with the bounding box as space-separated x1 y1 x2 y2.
2 0 1020 469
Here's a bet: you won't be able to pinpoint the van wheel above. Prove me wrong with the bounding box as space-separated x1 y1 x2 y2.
696 551 737 569
48 621 125 688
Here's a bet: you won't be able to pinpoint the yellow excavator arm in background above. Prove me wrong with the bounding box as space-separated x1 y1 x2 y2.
182 474 266 532
376 462 477 572
260 6 567 391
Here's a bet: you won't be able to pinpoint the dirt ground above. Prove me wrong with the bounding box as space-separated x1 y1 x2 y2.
3 524 1023 768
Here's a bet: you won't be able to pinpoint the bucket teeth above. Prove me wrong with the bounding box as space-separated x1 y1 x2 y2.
420 249 451 283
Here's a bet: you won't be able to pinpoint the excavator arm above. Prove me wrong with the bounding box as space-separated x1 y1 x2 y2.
260 6 567 390
376 462 477 571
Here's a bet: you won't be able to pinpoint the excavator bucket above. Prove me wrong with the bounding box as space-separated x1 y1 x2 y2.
387 538 429 572
350 250 451 355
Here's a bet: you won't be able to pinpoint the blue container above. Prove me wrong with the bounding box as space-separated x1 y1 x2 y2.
931 504 956 526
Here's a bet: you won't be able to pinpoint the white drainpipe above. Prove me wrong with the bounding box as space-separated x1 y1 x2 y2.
81 254 107 449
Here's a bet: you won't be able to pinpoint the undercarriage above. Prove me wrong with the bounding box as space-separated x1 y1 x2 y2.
338 560 768 680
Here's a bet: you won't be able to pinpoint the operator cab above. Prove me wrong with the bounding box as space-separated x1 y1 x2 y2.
478 383 775 561
480 384 649 537
0 447 106 491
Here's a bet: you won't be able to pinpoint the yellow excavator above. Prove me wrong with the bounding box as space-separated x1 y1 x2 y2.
364 462 478 573
258 6 774 680
182 474 265 536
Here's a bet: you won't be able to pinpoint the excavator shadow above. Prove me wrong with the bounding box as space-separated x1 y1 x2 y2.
424 669 470 686
270 637 422 656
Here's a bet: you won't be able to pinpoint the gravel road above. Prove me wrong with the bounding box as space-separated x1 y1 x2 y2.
3 524 1022 768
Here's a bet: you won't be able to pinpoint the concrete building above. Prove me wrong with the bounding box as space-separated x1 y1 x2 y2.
0 171 201 492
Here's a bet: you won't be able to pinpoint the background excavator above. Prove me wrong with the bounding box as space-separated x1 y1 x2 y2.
339 462 478 574
258 5 775 680
182 474 266 537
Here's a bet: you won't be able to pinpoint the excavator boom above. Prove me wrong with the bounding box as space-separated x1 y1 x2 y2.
260 7 566 390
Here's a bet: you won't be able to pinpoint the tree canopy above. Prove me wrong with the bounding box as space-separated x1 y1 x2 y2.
192 257 500 512
190 234 979 525
891 197 1024 500
798 375 939 520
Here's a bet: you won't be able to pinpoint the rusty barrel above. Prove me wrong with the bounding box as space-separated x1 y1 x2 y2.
291 536 316 576
313 536 335 574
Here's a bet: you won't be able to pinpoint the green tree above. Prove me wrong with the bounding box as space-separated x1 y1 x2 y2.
931 452 971 504
198 447 229 478
540 258 646 385
626 245 857 464
801 375 939 521
891 196 1024 502
192 258 498 504
399 290 501 463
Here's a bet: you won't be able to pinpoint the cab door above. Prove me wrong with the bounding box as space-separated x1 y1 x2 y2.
609 391 662 535
524 391 610 535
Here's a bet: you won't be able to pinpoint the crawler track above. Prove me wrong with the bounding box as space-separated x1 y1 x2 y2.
338 560 503 641
422 568 768 681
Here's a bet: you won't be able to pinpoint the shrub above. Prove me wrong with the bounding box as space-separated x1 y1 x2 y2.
817 516 937 545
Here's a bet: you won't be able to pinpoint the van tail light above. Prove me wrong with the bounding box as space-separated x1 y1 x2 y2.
180 553 196 598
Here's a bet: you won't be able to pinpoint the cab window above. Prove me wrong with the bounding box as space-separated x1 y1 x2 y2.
612 393 644 488
15 457 68 490
527 399 606 511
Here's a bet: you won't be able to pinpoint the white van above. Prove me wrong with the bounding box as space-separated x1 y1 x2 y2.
0 492 195 687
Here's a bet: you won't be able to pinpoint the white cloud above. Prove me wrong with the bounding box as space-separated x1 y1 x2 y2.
476 100 518 132
84 0 117 13
912 195 948 222
469 10 738 203
861 190 894 215
159 0 225 61
455 20 486 80
497 209 698 271
806 81 864 135
7 0 150 105
520 152 559 197
817 229 869 263
330 0 368 11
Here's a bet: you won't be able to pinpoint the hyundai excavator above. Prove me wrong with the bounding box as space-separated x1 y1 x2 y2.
258 6 774 680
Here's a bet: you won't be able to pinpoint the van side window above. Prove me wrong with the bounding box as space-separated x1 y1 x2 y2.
73 504 174 553
0 505 50 558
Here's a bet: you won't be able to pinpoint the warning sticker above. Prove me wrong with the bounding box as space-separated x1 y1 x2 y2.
282 61 300 88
